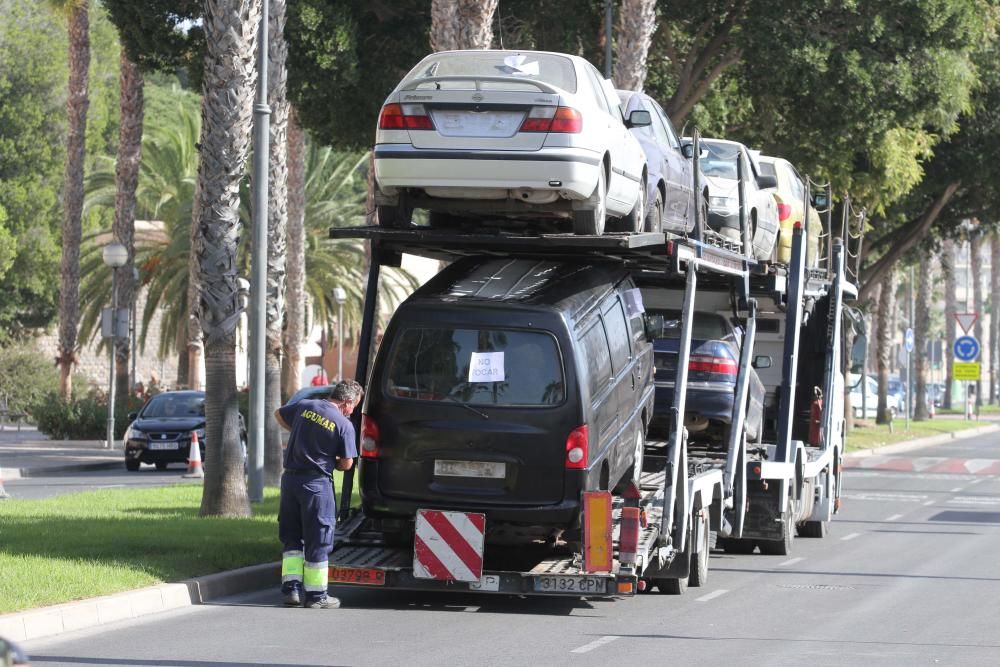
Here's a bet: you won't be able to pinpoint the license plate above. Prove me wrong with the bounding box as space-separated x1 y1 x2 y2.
469 574 500 592
328 566 386 586
434 460 506 479
147 442 179 450
532 576 606 594
430 110 524 137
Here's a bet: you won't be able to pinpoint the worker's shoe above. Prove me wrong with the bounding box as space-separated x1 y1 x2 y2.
281 582 302 607
305 594 341 609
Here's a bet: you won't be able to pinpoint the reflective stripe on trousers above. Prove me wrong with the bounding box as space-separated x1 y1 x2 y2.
303 560 329 592
282 549 304 583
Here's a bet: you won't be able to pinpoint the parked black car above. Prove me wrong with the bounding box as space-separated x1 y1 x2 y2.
646 309 764 446
359 257 655 544
618 90 708 234
123 390 246 471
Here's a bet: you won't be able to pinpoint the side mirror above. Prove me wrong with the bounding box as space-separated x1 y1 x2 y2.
811 192 829 209
752 355 772 369
127 412 138 422
755 174 778 190
643 314 659 341
0 637 30 665
681 143 709 159
850 334 868 375
626 110 651 128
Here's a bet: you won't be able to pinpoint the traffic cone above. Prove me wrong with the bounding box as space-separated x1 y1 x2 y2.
183 431 204 478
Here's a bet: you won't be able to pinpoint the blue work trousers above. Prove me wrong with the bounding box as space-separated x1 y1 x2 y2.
279 472 336 568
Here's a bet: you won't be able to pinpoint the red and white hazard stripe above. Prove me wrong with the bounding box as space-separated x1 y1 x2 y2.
413 509 485 583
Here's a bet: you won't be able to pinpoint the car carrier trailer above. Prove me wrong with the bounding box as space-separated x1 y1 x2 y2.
322 156 857 598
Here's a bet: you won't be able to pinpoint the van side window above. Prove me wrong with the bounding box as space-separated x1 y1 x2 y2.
602 298 632 374
580 320 612 399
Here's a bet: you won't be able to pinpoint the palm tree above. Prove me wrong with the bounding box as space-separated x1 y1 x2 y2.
80 87 199 367
265 0 290 484
282 108 306 399
430 0 498 51
913 255 931 421
991 233 1000 405
875 267 896 424
195 0 261 518
613 0 658 91
942 239 956 410
111 52 144 412
53 0 90 399
971 229 985 409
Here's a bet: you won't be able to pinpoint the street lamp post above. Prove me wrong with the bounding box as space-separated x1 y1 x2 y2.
333 287 346 381
103 242 128 449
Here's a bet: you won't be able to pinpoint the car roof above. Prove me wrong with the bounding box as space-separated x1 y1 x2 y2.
406 257 628 319
427 49 589 65
150 390 204 398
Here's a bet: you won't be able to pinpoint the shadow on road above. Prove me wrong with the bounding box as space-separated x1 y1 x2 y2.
29 657 318 667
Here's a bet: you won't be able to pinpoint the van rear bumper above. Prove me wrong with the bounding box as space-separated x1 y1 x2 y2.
360 462 584 526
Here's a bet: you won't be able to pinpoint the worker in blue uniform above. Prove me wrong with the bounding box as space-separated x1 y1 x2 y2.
275 380 362 608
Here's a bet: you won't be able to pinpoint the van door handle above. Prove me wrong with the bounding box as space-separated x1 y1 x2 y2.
631 371 636 390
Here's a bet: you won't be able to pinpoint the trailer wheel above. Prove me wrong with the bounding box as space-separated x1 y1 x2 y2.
718 537 756 554
758 502 795 556
656 575 688 595
797 519 828 538
689 511 710 587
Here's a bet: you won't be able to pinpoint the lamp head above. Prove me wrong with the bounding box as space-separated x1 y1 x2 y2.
103 242 128 268
332 287 347 305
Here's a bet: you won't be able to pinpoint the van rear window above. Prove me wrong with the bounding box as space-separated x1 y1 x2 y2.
386 328 565 407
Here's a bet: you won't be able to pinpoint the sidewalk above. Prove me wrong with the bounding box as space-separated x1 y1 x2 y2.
0 427 121 479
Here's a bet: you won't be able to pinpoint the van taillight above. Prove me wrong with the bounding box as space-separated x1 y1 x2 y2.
378 103 434 130
519 106 582 133
360 415 380 458
688 355 738 375
565 424 589 469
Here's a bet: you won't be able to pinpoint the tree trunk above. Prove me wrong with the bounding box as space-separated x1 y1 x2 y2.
430 0 498 51
197 0 261 518
942 239 956 410
913 255 931 420
876 268 896 424
113 53 144 416
282 107 306 399
187 151 205 391
613 0 657 91
265 0 290 486
57 2 90 400
991 233 1000 404
971 231 985 409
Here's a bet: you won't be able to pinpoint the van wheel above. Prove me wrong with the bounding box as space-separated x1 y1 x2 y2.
573 169 606 236
614 430 646 494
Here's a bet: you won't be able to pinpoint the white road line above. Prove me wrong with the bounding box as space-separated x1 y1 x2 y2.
840 532 861 541
571 636 621 654
950 487 964 493
885 513 903 522
968 478 985 485
778 557 804 567
923 500 936 506
696 589 729 602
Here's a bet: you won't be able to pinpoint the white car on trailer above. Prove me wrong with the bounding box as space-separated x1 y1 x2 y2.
373 49 649 235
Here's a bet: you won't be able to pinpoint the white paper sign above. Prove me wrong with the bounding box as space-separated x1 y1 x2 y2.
502 54 540 76
623 288 645 317
468 352 505 382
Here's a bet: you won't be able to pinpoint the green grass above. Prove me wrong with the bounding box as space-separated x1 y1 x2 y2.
0 471 361 614
846 419 988 451
936 403 1000 415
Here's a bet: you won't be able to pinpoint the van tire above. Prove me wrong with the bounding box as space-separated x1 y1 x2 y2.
573 169 606 236
614 430 645 493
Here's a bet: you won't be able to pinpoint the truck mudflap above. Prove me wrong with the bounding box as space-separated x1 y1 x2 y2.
327 544 632 597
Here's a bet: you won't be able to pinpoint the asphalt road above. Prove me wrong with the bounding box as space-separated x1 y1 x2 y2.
4 466 200 500
20 432 1000 666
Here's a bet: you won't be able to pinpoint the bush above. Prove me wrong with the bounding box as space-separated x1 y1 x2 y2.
0 346 59 418
32 389 130 441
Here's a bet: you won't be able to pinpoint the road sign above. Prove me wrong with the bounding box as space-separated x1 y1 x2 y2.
904 328 914 353
955 313 978 334
953 361 981 381
954 335 980 362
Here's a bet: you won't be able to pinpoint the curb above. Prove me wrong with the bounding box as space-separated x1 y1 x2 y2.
3 461 124 480
0 561 280 643
845 423 999 459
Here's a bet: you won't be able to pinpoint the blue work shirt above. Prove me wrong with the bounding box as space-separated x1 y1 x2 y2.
278 398 358 478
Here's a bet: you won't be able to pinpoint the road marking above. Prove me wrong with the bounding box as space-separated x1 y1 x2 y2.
571 636 621 654
695 589 729 602
778 557 804 567
840 532 861 541
968 478 984 485
885 513 903 522
923 500 936 506
949 496 1000 506
950 487 964 493
844 492 927 503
